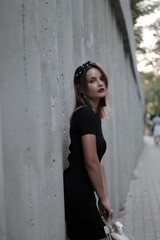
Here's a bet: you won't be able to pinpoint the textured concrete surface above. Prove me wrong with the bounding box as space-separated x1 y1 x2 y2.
119 136 160 240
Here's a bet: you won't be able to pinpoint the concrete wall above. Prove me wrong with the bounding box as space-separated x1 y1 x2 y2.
0 0 144 239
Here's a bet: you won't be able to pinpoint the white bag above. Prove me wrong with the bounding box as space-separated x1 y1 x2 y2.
103 218 135 240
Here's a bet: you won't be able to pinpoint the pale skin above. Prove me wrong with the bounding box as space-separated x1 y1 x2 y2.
81 68 113 240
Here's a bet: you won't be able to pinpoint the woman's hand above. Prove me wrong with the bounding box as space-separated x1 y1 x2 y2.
98 198 113 220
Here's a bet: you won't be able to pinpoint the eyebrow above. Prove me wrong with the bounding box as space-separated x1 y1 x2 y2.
88 75 103 80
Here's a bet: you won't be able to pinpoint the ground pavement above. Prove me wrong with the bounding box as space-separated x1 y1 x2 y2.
118 136 160 240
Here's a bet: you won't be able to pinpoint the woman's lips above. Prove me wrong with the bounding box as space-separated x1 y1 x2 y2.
97 88 104 93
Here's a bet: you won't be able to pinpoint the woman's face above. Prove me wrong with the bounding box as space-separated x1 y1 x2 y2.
85 67 107 102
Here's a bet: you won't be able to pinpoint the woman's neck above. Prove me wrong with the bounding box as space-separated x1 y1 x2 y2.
89 99 99 113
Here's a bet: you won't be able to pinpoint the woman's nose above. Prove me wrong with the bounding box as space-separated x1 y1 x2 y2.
97 80 103 86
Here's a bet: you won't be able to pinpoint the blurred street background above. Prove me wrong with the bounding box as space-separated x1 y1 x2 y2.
131 0 160 123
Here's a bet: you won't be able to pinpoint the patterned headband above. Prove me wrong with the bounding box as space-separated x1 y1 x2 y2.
74 61 95 84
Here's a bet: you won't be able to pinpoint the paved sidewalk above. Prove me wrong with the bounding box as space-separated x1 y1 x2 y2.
119 136 160 240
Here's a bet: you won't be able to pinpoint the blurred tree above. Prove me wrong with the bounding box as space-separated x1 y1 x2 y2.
146 18 160 74
130 0 158 24
130 0 160 117
141 72 160 116
130 0 159 48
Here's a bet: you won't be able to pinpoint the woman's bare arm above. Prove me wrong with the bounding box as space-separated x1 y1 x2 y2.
81 134 112 217
100 161 108 197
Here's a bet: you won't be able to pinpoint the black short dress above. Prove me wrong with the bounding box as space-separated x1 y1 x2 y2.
64 106 107 240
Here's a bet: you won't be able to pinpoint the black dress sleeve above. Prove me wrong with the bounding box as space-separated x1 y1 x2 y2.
75 107 97 136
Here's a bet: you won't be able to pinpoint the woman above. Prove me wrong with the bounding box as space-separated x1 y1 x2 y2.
64 61 113 240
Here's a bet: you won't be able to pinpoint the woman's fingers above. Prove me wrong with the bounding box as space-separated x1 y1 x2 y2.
110 209 114 219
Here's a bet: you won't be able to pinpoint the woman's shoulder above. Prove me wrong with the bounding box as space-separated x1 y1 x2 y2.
71 106 98 134
73 106 94 117
70 106 98 128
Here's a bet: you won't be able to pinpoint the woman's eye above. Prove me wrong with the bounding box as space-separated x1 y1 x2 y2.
100 76 104 81
89 79 96 83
